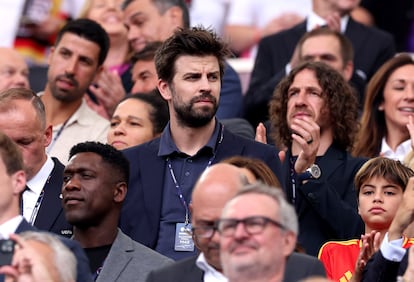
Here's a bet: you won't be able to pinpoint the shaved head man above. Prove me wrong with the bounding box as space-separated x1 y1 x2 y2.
0 47 29 91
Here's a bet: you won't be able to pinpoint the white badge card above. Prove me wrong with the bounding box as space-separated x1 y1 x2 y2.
174 223 194 251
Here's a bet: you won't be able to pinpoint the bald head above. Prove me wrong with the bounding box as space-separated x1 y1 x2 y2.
190 163 248 271
0 48 29 91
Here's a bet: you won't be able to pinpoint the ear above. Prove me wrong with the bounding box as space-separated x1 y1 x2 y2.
113 182 127 203
157 79 172 101
282 231 297 257
47 46 55 66
12 170 26 196
343 60 354 82
43 125 53 147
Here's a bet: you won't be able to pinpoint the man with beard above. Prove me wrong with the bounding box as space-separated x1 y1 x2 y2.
269 61 367 256
39 19 110 164
120 27 283 260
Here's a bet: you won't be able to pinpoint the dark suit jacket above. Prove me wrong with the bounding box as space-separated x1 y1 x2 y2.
361 250 408 282
15 219 92 282
282 145 366 256
146 252 326 282
217 63 243 119
120 126 283 248
243 17 396 126
32 157 72 238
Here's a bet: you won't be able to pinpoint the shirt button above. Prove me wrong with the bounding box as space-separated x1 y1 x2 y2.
185 171 190 176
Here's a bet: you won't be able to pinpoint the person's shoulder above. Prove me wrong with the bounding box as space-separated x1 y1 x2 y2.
318 239 360 257
224 127 278 152
348 17 394 41
122 137 160 157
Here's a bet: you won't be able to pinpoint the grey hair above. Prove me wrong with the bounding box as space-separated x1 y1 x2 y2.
19 231 77 282
230 182 299 235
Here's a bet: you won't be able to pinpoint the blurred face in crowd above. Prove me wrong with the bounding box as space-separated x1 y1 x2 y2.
107 98 158 149
0 48 29 91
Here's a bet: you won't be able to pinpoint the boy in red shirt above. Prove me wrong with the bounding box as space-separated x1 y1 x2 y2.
318 157 414 282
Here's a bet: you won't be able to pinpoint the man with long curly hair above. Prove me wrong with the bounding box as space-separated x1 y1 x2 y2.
269 61 367 256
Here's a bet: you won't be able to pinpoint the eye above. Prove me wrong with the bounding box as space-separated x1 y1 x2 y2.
110 120 120 127
63 175 72 183
362 190 374 195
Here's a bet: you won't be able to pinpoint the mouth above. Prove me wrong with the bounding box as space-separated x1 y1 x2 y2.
398 107 414 113
111 140 127 148
369 207 385 214
63 195 83 205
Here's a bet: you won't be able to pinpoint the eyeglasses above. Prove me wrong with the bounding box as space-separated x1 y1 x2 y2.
217 216 286 237
191 223 219 239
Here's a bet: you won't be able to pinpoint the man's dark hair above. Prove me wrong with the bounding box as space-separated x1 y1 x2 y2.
119 89 169 135
122 0 190 28
269 61 359 151
155 27 230 84
55 19 110 66
69 142 129 183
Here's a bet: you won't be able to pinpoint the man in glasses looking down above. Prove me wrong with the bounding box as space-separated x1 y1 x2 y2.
219 182 298 282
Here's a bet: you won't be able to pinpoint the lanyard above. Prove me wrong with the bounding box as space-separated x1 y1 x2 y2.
47 117 70 154
29 189 45 225
166 124 224 224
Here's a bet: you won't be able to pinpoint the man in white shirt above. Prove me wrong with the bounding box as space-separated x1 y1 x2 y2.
0 88 72 237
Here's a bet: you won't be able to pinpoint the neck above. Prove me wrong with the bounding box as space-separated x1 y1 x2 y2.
73 220 118 248
385 125 409 152
229 272 283 282
104 35 129 68
41 87 82 126
0 207 20 226
291 127 333 156
169 117 217 156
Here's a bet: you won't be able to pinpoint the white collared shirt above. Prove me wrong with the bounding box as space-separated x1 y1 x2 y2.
196 253 228 282
379 232 406 262
23 156 55 223
306 11 349 33
380 138 411 162
0 216 24 239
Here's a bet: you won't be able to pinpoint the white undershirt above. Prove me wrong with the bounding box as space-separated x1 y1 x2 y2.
196 253 228 282
0 216 23 239
23 156 54 223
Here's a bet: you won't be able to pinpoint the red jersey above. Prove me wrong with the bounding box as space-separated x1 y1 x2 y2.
318 236 414 282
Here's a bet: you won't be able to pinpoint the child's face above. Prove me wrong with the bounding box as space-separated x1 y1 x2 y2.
358 176 404 231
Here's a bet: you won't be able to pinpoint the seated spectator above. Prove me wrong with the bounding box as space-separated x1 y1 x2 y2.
318 157 414 281
63 142 172 281
81 0 133 119
269 61 366 256
130 41 162 94
219 182 298 282
353 53 414 161
0 231 77 282
40 19 110 164
0 47 29 91
107 91 169 150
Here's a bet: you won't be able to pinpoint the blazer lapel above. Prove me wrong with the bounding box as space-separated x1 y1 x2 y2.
96 230 132 282
34 158 65 231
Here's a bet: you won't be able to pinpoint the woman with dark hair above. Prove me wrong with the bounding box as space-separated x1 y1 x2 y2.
353 53 414 161
107 90 169 150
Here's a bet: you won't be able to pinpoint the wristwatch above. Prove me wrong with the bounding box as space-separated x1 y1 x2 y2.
297 164 321 182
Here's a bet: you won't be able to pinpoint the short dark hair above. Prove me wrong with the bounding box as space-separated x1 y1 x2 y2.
119 89 169 135
0 88 46 129
0 130 24 175
155 27 230 84
354 157 414 196
269 61 359 150
55 19 110 66
122 0 190 28
130 41 163 65
69 142 129 183
297 27 354 64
